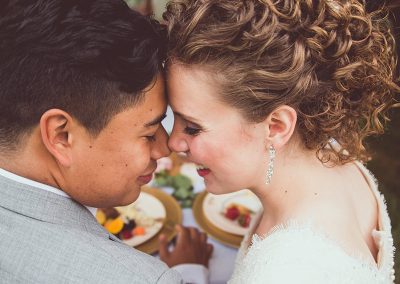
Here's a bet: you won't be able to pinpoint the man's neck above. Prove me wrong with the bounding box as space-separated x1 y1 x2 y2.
0 164 98 216
0 146 63 192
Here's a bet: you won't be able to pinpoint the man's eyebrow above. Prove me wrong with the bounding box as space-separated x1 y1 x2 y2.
143 113 167 127
173 111 201 124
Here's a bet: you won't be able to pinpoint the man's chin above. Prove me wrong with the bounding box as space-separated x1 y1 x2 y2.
116 187 141 207
90 188 141 208
116 197 138 207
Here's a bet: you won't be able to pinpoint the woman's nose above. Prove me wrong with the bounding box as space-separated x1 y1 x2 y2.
168 124 189 154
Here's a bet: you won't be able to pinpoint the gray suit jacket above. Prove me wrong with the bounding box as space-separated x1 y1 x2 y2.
0 174 182 283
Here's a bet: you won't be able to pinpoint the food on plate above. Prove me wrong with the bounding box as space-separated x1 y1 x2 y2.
104 217 124 234
133 227 146 236
223 203 253 228
95 209 106 225
224 205 240 220
97 205 159 240
238 213 251 228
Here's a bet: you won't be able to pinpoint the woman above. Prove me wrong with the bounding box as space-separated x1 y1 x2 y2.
164 0 399 283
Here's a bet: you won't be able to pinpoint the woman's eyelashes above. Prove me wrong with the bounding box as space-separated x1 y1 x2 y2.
184 126 201 136
176 116 203 136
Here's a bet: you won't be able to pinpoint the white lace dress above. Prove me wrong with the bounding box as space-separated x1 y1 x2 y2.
228 162 395 284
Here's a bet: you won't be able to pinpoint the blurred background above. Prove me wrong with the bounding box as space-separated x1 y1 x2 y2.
127 0 400 279
366 1 400 278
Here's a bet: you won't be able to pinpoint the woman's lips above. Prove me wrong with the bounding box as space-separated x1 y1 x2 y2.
137 174 153 184
197 168 211 177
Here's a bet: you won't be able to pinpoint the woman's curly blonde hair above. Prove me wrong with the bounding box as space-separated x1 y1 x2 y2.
164 0 400 165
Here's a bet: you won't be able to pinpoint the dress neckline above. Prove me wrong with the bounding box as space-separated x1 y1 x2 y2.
240 161 393 273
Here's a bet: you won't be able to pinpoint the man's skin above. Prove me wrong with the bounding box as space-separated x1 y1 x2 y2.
0 73 212 267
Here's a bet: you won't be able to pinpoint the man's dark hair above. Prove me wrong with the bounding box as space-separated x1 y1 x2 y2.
0 0 166 150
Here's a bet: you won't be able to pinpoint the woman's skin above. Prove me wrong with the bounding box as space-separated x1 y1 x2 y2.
167 63 379 266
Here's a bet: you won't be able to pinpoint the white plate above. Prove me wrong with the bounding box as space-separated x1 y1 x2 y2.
202 189 263 236
115 192 166 247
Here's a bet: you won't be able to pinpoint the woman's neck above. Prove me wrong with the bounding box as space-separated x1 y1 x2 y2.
250 148 336 225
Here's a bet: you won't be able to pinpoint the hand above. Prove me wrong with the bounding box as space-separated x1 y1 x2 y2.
159 225 213 268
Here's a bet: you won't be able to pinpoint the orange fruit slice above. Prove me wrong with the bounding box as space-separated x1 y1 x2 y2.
133 226 146 236
104 217 124 234
96 210 106 225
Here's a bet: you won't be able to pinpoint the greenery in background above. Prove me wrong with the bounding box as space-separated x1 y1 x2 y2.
154 170 196 208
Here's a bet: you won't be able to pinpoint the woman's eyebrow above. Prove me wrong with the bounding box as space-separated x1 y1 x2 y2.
173 111 201 124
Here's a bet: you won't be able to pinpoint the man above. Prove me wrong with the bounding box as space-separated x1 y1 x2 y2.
0 0 212 283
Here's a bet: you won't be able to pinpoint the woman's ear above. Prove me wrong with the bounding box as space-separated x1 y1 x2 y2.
40 109 74 167
264 105 297 149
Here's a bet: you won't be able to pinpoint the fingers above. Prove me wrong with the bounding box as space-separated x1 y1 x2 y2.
175 224 190 246
207 243 213 257
199 232 207 243
176 225 202 246
175 226 211 258
204 243 213 267
158 234 170 262
163 225 213 267
189 227 200 242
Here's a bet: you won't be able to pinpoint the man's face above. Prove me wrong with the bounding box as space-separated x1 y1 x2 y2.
63 74 170 208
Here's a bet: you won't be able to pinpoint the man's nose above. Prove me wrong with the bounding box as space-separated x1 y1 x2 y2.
151 127 171 160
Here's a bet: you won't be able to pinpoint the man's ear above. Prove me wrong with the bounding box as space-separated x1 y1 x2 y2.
264 105 297 150
40 109 74 167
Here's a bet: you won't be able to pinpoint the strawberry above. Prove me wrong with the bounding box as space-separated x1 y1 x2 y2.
225 206 240 220
238 213 251 228
120 229 133 240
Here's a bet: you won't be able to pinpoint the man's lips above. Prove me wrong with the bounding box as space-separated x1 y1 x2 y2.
137 174 153 184
137 168 156 184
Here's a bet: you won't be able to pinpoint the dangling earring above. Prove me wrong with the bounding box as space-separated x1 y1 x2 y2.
266 145 276 185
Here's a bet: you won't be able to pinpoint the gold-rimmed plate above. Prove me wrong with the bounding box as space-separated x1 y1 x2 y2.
134 187 182 255
115 191 166 248
193 191 243 248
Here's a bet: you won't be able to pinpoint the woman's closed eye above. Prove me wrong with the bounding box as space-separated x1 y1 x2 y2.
174 114 203 136
184 126 201 136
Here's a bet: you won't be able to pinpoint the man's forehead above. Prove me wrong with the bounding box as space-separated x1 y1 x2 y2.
143 113 167 127
126 73 167 126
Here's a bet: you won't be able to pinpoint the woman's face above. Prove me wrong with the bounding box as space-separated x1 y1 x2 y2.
167 64 268 194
